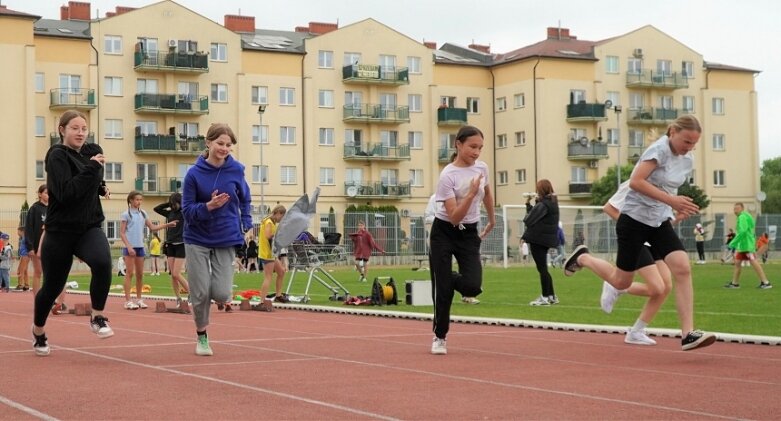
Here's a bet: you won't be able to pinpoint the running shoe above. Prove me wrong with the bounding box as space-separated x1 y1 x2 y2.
529 296 550 306
625 329 656 346
431 337 447 355
195 334 213 356
32 328 50 356
89 315 114 339
564 245 589 276
681 330 717 351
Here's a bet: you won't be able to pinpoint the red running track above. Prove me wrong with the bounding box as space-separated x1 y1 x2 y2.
0 292 779 420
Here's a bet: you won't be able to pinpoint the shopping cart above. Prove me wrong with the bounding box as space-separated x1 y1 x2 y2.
284 241 349 302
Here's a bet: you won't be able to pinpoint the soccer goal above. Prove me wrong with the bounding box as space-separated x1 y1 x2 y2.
501 205 616 268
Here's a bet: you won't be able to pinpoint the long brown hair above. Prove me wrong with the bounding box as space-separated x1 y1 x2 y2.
536 179 557 203
202 123 237 158
57 110 88 143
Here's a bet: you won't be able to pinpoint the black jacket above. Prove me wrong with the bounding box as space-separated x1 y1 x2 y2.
153 203 184 244
521 196 559 248
43 143 106 233
24 201 47 252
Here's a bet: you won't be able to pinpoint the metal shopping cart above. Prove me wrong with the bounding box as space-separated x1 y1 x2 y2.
284 241 350 302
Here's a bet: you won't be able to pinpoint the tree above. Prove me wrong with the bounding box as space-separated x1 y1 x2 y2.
589 164 634 205
678 182 710 211
760 157 781 213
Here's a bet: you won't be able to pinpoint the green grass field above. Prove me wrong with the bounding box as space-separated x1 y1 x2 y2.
67 262 780 337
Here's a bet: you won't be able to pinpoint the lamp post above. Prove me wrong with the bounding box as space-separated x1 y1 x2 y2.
257 104 266 214
613 105 622 190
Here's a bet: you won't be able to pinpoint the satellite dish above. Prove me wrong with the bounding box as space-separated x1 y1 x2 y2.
579 136 589 146
346 186 358 197
604 100 613 109
757 191 767 202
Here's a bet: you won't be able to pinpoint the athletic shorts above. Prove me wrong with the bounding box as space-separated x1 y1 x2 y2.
615 214 683 272
122 247 146 257
165 243 185 259
734 252 756 261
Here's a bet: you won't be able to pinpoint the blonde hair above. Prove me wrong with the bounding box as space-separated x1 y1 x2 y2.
666 114 702 137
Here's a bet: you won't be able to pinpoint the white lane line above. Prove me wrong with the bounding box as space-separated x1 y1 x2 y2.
0 395 59 421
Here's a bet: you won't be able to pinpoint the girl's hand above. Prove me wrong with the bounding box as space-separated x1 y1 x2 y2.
206 190 230 211
90 154 106 166
670 195 699 217
469 174 484 197
168 220 178 227
480 221 495 239
127 248 136 257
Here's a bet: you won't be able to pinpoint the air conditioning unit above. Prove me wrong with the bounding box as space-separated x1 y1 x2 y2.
401 209 410 217
168 39 178 48
633 48 643 58
588 160 599 169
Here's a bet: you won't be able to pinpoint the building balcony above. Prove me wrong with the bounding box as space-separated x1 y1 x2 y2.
625 70 688 90
627 145 645 162
438 147 456 163
135 177 185 196
49 131 94 146
567 138 609 160
437 107 468 126
134 93 209 115
566 102 608 122
343 143 410 161
343 104 410 124
344 182 411 200
342 64 409 85
134 50 209 73
135 134 205 155
568 182 593 198
49 88 96 110
626 107 679 126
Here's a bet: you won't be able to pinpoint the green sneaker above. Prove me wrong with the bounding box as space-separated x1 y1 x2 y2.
195 334 213 356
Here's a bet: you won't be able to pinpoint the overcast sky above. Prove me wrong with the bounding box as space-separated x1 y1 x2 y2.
11 0 781 162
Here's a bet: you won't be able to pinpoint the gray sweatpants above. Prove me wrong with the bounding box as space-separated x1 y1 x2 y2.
185 244 235 331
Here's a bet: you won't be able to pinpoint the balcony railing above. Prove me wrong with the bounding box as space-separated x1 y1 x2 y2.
342 64 409 85
135 177 185 196
438 147 456 163
567 139 609 160
344 182 412 199
626 107 679 126
49 131 95 146
568 182 593 197
49 88 96 110
627 145 645 162
134 50 209 73
134 93 209 115
566 102 608 122
343 104 410 124
625 70 688 89
437 107 468 126
343 143 410 161
135 134 206 155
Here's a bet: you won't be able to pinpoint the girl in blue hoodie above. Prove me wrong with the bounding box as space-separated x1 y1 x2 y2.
182 123 252 356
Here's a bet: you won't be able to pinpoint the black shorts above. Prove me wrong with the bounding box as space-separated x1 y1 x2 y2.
165 243 185 259
616 214 683 272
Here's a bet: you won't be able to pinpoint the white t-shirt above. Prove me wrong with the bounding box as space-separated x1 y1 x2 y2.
434 161 489 224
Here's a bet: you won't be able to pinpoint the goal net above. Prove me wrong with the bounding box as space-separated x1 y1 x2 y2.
501 205 617 268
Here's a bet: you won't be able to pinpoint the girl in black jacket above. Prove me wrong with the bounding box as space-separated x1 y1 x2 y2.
154 192 190 307
521 179 560 305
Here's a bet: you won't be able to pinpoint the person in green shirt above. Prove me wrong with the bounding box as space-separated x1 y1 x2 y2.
724 202 772 289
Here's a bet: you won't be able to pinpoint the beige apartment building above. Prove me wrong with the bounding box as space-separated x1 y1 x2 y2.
0 0 760 239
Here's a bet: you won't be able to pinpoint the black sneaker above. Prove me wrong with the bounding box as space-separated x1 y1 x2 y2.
564 245 589 276
89 315 114 339
681 330 717 351
33 329 50 356
758 282 773 290
723 282 740 289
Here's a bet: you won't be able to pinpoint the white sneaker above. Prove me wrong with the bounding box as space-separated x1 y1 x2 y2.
89 315 115 339
124 300 139 310
431 337 447 355
136 299 148 309
529 296 550 306
195 334 213 356
625 329 657 346
461 296 480 304
600 282 621 314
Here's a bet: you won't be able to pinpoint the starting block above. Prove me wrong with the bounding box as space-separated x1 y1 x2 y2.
69 303 92 316
155 301 191 314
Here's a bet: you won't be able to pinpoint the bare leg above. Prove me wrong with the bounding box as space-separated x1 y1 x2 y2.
665 250 695 334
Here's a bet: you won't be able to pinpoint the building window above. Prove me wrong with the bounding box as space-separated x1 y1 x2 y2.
570 90 586 104
496 97 506 112
318 50 333 68
252 86 268 104
210 43 227 61
35 73 44 93
407 56 421 74
280 126 296 145
408 94 422 112
319 128 334 146
629 130 644 147
104 35 122 54
657 59 672 76
659 95 673 109
467 97 479 114
380 130 398 147
104 76 122 96
343 52 361 66
607 128 619 146
627 58 642 74
104 119 122 138
104 162 122 181
345 129 362 147
105 221 120 241
409 169 423 187
252 165 268 183
682 60 694 78
380 169 398 185
513 93 525 109
713 170 726 187
280 87 295 106
345 168 363 185
497 171 508 185
712 98 725 115
514 131 526 146
252 125 268 144
629 93 644 110
515 169 526 184
137 78 158 94
496 133 507 148
712 134 725 151
210 83 228 102
35 116 45 137
605 55 619 74
281 166 297 184
136 121 157 136
688 169 697 185
318 90 334 108
35 160 45 179
607 91 620 108
408 131 422 149
682 96 695 113
319 167 335 185
571 167 587 183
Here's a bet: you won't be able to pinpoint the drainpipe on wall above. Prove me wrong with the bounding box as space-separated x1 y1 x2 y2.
532 56 541 183
89 22 100 144
489 66 496 207
301 49 307 196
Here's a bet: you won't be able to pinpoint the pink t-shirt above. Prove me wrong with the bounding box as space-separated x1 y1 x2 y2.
434 161 489 224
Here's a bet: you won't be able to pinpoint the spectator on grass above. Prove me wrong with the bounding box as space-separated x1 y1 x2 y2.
154 192 190 307
257 205 288 309
724 203 772 289
693 223 706 264
522 179 560 306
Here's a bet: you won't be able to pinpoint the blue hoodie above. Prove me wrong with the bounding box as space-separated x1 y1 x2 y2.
182 154 252 248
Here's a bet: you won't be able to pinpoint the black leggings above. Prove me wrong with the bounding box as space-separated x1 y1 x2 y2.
529 243 555 297
34 227 112 327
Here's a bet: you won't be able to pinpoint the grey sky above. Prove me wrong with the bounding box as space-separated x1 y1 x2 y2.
12 0 781 162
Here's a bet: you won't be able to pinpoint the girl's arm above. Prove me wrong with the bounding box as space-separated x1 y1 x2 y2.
145 218 175 232
628 160 699 217
480 185 495 239
119 220 131 249
443 174 484 225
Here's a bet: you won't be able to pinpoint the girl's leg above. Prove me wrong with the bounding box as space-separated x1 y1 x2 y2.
31 253 43 295
34 231 76 329
665 250 695 334
133 256 145 300
73 227 112 313
259 261 274 306
209 247 235 305
529 243 554 297
169 256 180 299
274 259 287 297
635 262 672 324
430 220 457 339
185 245 212 331
577 254 634 290
123 255 134 302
